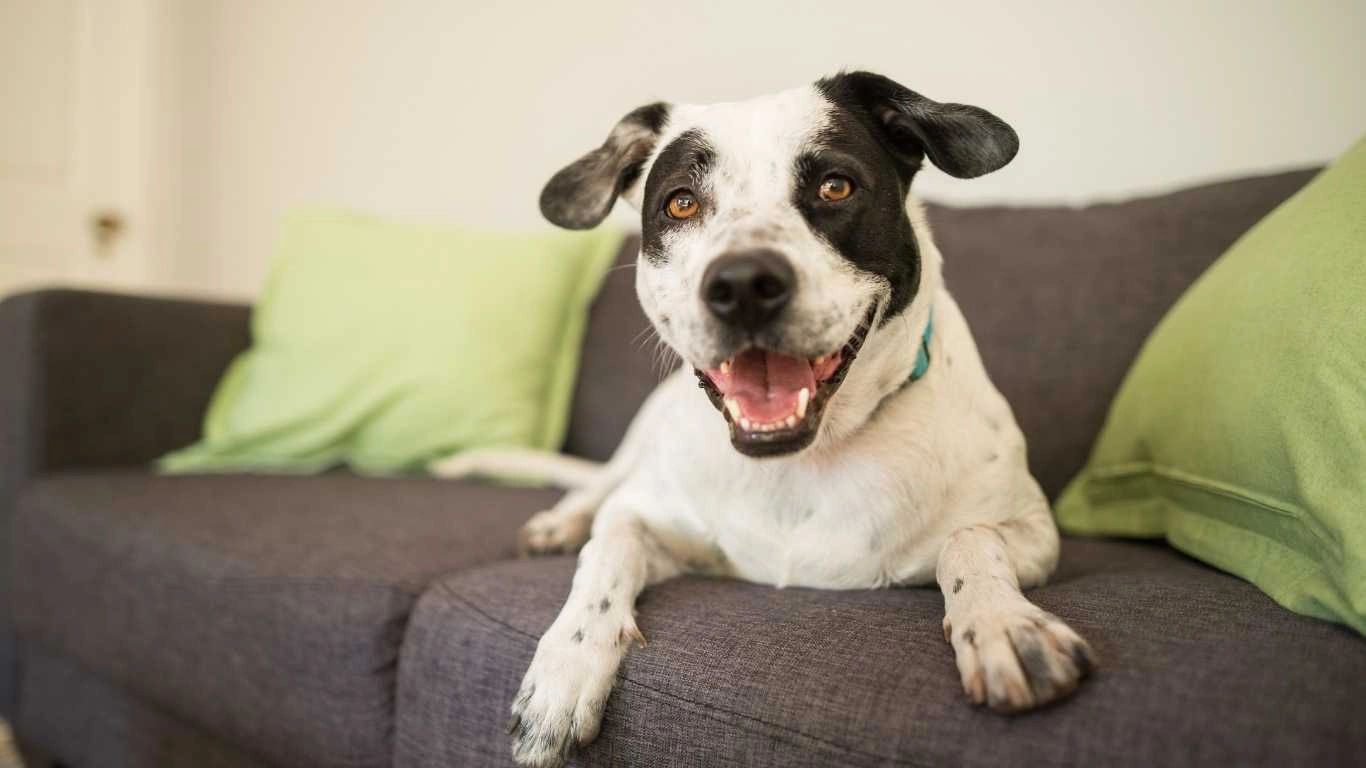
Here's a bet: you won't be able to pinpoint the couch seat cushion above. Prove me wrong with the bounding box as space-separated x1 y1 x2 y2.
395 538 1365 768
11 470 558 768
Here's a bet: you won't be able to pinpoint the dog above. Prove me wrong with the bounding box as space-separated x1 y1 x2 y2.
445 70 1096 767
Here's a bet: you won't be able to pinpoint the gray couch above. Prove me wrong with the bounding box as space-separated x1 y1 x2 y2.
4 169 1363 768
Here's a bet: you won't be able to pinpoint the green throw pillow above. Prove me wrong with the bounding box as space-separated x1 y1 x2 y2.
161 210 622 475
1056 137 1366 635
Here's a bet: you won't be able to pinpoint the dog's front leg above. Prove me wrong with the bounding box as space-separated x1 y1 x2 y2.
509 516 681 767
937 503 1097 712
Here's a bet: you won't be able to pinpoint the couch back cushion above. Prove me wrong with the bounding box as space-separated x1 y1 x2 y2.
562 236 665 462
564 169 1317 497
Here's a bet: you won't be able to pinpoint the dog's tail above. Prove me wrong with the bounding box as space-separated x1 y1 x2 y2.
427 448 604 489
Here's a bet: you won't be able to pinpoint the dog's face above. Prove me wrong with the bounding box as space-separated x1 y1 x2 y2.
542 72 1016 457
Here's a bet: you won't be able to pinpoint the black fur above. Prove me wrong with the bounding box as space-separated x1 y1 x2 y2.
639 129 715 265
806 71 1018 319
539 102 671 230
817 71 1018 180
796 102 923 320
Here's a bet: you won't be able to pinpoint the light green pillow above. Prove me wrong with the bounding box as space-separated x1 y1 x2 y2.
161 210 622 475
1056 137 1366 635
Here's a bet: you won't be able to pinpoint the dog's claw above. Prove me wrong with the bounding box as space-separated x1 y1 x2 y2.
621 622 647 649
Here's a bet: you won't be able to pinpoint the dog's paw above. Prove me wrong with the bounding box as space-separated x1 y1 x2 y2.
945 605 1095 712
519 506 593 556
507 617 640 766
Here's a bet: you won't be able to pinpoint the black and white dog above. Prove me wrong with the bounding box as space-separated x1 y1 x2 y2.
442 71 1095 767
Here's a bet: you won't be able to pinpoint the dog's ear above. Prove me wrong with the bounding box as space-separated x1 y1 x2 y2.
818 71 1017 179
540 102 671 230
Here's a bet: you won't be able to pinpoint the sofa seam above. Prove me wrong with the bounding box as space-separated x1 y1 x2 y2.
442 588 932 768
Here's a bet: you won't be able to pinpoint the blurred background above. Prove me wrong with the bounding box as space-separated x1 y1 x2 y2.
3 0 1364 301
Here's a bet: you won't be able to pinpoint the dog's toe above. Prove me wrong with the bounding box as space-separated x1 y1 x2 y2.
508 623 620 767
949 606 1095 713
508 680 582 768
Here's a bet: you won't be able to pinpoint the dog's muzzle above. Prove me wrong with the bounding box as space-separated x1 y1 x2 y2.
694 299 876 458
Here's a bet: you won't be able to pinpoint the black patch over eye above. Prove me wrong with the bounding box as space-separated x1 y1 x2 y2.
641 128 715 264
792 123 920 321
818 175 854 202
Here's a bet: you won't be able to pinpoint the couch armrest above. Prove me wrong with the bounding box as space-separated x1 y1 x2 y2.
0 288 249 715
0 289 250 474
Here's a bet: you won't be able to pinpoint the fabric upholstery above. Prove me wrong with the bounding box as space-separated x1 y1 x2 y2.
0 289 250 717
16 642 270 768
932 169 1319 499
562 235 670 462
11 470 559 768
394 538 1366 768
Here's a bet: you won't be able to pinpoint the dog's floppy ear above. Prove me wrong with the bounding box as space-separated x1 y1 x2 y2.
819 71 1017 179
540 102 671 230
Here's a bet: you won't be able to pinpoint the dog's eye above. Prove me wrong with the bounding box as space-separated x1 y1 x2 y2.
818 175 854 202
666 191 701 220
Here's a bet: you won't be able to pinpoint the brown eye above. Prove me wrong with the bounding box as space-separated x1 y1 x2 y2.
818 175 854 202
666 190 700 220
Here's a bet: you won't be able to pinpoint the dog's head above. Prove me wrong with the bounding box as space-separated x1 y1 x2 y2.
541 72 1017 457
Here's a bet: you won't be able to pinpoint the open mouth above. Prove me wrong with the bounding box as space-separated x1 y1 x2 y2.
694 305 876 457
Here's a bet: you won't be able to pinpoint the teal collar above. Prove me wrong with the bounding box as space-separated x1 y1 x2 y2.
908 311 934 383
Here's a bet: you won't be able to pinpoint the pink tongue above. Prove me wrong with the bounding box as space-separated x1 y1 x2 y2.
715 349 816 424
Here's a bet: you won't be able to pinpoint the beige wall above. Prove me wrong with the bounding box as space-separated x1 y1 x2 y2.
161 0 1366 299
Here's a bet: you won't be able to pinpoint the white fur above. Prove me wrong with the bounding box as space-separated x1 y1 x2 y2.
491 84 1095 767
636 87 879 369
429 448 601 489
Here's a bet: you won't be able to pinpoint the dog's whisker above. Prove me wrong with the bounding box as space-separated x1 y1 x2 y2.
632 325 657 348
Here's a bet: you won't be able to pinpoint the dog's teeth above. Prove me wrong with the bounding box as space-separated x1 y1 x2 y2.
720 360 732 376
784 415 797 428
739 417 752 431
796 387 810 419
724 397 742 422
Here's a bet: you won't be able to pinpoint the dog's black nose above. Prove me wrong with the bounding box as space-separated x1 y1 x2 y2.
701 250 795 331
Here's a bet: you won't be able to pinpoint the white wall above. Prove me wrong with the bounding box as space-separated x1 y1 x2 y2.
162 0 1366 299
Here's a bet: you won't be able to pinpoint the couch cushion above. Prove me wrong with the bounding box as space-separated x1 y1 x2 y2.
11 470 559 768
932 169 1318 498
563 235 668 462
394 538 1365 767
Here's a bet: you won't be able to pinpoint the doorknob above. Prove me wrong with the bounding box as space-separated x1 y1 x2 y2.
91 210 126 257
